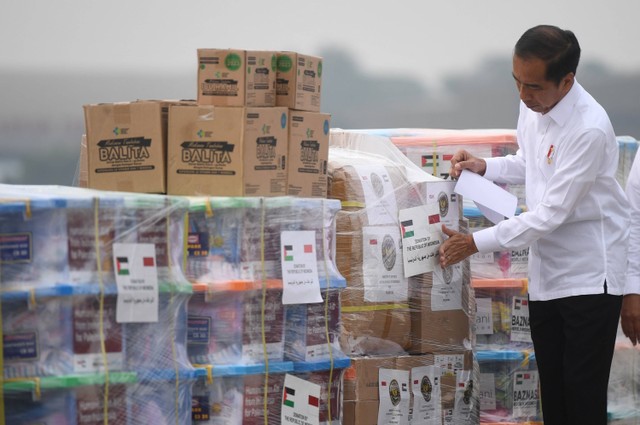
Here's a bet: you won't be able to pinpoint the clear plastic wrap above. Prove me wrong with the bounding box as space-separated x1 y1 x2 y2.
329 130 478 424
476 351 542 424
607 331 640 423
379 128 524 210
1 184 195 424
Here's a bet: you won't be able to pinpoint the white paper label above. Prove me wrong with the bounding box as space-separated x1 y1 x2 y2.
475 298 494 335
430 262 463 311
378 368 411 425
353 164 399 225
452 370 473 424
281 230 322 305
471 251 494 264
399 204 442 277
281 374 321 425
434 354 465 377
479 373 497 411
512 371 539 418
410 366 442 424
362 226 408 303
425 182 458 229
113 243 158 323
511 296 532 343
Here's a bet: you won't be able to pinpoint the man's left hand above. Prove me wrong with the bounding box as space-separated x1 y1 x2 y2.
621 294 640 345
439 224 478 268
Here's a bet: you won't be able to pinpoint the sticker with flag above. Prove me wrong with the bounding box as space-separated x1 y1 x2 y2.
116 257 129 276
284 245 294 261
283 387 295 408
428 213 440 225
308 395 319 408
514 297 529 310
421 154 438 168
281 374 321 425
401 220 414 238
280 231 322 305
113 243 159 324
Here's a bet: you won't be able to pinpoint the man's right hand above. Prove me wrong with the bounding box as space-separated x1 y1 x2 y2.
450 149 487 179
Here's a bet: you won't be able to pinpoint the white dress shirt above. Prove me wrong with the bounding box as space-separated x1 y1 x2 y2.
625 156 640 294
472 81 630 301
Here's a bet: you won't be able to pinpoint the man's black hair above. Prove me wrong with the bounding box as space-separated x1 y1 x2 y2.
515 25 581 85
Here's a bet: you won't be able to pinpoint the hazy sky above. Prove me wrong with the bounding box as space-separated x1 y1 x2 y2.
2 0 640 88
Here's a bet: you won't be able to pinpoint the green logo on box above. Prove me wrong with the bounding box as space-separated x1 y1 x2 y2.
225 53 242 71
277 55 293 73
318 60 323 78
271 54 277 72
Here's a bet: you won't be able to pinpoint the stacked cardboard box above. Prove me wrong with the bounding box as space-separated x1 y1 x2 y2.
327 131 479 424
82 49 330 198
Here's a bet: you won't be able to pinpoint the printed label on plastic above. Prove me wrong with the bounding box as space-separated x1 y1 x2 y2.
362 226 408 303
511 296 532 343
410 366 442 423
479 373 497 411
0 232 32 263
434 354 465 377
431 262 463 311
475 298 494 335
113 243 159 323
352 164 398 225
378 368 410 425
399 204 442 277
513 371 539 418
471 251 494 264
281 374 321 425
453 370 473 421
280 230 322 305
187 316 212 345
3 331 38 360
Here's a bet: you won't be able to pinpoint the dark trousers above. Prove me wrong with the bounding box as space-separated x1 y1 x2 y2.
529 293 622 425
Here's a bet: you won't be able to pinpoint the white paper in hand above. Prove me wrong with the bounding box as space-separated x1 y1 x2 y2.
454 169 517 224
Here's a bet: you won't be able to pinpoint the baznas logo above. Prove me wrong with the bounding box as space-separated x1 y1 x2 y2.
381 234 397 271
389 379 401 406
438 192 449 217
421 376 433 402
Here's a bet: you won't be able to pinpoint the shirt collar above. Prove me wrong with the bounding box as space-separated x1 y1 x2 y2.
545 80 583 127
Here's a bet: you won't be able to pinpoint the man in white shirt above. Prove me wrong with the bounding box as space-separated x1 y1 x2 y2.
623 157 640 345
439 25 629 425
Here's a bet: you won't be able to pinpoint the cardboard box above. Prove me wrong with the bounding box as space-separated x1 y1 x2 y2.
287 111 330 197
246 50 277 107
343 356 396 402
197 49 246 107
83 101 167 193
343 400 379 425
167 105 244 196
408 263 473 354
243 107 289 196
276 52 322 112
